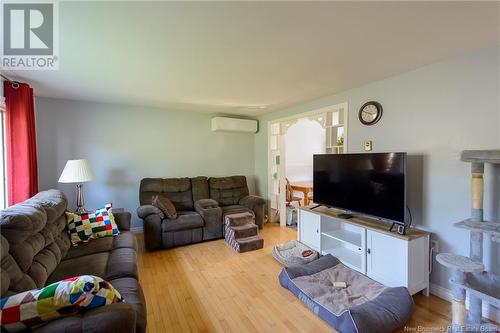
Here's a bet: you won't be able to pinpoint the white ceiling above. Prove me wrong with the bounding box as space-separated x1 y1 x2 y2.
5 1 500 116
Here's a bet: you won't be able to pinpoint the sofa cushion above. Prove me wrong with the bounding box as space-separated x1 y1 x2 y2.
0 190 71 296
108 277 147 333
0 235 37 297
47 248 138 284
209 176 249 206
106 248 138 281
161 212 204 232
140 178 194 210
152 195 177 219
64 232 137 260
191 176 209 203
31 302 138 333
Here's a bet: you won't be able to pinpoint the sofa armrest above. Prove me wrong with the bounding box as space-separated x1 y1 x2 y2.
239 195 266 229
114 211 132 231
143 214 162 251
239 195 265 210
136 205 164 220
136 205 163 251
194 199 219 210
32 302 137 333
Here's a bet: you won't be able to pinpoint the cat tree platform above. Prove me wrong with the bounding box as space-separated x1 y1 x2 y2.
465 272 500 309
437 150 500 330
461 150 500 164
436 253 484 273
454 219 500 243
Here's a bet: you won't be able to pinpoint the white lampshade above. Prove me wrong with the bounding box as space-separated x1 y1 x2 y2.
58 159 96 183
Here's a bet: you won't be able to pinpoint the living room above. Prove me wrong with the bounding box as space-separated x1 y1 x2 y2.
0 1 499 333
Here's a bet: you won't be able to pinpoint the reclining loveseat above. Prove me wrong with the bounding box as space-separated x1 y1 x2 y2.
136 176 265 250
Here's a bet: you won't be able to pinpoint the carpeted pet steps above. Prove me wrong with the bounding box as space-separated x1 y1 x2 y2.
230 224 259 239
224 212 264 253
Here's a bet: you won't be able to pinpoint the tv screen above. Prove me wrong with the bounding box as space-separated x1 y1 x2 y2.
313 152 407 223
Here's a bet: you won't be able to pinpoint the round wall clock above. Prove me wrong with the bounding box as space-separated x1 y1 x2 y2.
359 101 383 125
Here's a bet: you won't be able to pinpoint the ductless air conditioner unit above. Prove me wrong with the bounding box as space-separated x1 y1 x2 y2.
211 117 258 133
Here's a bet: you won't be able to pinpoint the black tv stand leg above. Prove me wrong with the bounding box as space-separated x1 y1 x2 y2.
310 204 322 210
337 213 354 219
390 222 396 232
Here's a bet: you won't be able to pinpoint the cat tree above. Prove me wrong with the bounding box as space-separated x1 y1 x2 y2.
436 150 500 331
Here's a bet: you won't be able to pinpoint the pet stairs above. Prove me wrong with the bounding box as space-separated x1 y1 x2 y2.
224 212 264 253
436 150 500 331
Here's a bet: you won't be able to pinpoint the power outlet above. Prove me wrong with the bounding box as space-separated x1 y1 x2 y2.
364 140 373 151
431 239 439 253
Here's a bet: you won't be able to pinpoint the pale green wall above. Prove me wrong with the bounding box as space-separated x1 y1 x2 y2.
35 98 256 227
254 46 500 291
33 47 499 300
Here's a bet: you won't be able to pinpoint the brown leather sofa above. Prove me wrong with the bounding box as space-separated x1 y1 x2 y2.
136 175 265 250
0 190 147 333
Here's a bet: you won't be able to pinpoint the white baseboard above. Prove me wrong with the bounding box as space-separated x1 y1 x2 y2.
130 226 144 234
430 283 499 323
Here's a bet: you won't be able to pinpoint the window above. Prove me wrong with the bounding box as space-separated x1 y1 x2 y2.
0 96 6 209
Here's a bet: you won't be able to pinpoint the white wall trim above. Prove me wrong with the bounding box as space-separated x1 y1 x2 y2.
430 283 499 323
266 101 348 227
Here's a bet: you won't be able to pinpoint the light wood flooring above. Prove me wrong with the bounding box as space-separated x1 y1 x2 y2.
136 223 453 333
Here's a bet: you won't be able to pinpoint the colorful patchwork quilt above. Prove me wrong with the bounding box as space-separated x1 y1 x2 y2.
0 275 123 332
66 203 120 245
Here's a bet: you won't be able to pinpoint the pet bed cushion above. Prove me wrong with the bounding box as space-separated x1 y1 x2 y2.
279 254 415 333
272 240 319 266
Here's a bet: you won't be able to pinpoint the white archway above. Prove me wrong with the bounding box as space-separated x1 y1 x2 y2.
267 102 348 227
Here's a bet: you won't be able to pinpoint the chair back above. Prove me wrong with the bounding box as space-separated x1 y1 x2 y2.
285 178 294 202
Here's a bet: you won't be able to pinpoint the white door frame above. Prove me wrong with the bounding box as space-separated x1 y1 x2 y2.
267 102 348 227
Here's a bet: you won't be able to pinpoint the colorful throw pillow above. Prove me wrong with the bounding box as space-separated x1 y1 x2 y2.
152 195 177 219
66 203 120 246
0 275 123 332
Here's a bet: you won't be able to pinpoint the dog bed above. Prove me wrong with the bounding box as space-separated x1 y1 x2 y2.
279 254 415 333
272 240 319 266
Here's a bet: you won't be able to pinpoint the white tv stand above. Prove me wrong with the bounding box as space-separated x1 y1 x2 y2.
298 206 430 296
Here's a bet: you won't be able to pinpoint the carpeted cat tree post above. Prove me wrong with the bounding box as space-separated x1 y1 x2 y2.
468 160 484 325
437 150 500 331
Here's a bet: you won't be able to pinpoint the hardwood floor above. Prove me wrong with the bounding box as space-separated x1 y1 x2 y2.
136 223 453 333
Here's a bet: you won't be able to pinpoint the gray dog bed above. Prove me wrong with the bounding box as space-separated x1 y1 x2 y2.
279 254 415 333
272 240 319 266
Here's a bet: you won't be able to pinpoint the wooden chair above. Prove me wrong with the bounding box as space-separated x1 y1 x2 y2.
286 178 302 207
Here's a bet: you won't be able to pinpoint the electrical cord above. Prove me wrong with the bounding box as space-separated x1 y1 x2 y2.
429 247 434 275
404 205 433 275
406 205 413 228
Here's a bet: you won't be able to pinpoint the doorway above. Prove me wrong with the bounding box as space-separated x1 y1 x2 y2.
267 102 348 227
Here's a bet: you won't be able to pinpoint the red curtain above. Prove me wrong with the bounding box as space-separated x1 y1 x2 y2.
4 81 38 205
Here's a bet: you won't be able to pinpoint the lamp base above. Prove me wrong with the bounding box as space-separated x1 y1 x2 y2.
75 206 87 214
75 183 87 213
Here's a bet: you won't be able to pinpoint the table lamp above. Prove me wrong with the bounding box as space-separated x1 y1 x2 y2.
58 159 96 213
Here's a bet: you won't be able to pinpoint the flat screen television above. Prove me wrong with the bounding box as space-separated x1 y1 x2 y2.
313 152 407 224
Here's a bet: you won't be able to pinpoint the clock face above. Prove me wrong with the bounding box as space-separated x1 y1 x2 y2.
359 102 382 125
